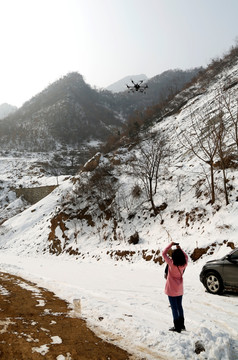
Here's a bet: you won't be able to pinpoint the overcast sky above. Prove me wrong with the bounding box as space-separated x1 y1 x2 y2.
0 0 238 107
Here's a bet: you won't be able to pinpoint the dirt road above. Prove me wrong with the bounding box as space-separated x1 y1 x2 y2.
0 272 131 360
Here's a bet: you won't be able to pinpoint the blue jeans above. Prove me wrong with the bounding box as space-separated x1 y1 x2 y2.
168 295 184 321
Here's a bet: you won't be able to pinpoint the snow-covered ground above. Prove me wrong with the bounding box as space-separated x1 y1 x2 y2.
0 251 237 360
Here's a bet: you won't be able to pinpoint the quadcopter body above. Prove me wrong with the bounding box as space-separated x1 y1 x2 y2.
126 79 148 93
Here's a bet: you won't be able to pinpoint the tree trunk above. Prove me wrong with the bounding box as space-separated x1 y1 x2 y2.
210 163 215 204
222 167 229 205
149 177 157 214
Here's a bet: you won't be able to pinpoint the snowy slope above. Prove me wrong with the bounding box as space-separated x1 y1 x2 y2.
0 56 238 359
0 153 67 225
1 58 238 259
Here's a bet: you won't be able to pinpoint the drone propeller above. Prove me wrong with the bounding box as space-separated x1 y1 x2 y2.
126 79 148 93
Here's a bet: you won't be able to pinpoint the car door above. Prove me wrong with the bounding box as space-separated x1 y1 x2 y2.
222 250 238 287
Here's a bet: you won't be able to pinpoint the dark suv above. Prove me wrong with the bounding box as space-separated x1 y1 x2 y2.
200 248 238 294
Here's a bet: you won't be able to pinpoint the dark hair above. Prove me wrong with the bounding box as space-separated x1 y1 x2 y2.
172 249 186 266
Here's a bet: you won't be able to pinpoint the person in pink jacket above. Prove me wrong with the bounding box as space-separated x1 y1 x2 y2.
162 242 188 333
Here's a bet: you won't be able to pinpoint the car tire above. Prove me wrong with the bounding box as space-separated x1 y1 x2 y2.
204 272 224 294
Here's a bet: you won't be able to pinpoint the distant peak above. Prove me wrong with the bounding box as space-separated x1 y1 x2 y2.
64 72 84 81
0 103 17 119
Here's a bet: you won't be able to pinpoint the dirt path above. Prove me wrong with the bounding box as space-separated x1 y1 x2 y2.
0 272 132 360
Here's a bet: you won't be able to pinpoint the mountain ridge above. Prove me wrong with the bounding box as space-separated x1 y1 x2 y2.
0 68 201 158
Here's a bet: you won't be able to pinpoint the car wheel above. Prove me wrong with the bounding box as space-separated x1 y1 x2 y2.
205 272 223 294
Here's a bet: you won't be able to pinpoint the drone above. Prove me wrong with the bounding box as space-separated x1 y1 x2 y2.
126 79 148 94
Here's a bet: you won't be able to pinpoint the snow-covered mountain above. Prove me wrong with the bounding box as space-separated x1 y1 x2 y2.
106 74 148 93
0 47 237 258
0 46 238 360
0 73 124 153
0 69 200 158
0 103 17 119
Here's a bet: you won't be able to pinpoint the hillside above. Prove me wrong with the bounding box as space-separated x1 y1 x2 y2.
0 69 201 158
0 47 238 360
0 73 123 153
0 48 237 260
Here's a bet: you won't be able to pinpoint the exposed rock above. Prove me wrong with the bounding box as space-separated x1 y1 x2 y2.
190 247 210 261
128 231 139 245
82 153 101 172
194 340 205 354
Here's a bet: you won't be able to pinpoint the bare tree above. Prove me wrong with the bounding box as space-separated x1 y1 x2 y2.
129 132 167 214
213 113 230 205
217 91 238 151
176 108 219 204
176 175 185 202
214 90 238 205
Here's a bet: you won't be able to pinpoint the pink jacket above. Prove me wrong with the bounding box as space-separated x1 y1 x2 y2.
162 243 188 297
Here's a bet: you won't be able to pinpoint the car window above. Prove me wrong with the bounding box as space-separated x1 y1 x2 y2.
230 250 238 260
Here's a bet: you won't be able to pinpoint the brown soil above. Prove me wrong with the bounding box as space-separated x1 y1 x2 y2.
0 272 131 360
